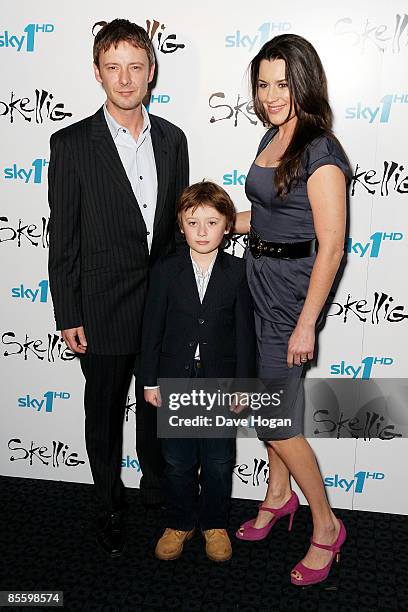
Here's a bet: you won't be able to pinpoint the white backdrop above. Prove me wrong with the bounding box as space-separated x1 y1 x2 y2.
1 0 407 515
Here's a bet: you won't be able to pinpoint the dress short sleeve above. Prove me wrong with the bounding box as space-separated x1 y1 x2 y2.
305 134 351 181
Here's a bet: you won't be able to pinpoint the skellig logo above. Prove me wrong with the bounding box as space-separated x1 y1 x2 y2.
121 456 141 471
11 279 49 303
2 331 75 362
313 407 403 441
18 391 70 413
0 90 72 124
8 438 85 467
3 158 48 184
347 232 404 258
0 215 49 248
233 457 268 486
325 471 384 493
0 23 54 52
330 357 394 379
93 19 185 55
146 19 185 54
335 13 408 53
223 170 247 186
346 93 408 123
225 22 291 50
328 291 408 325
351 160 408 197
125 394 136 422
210 92 257 127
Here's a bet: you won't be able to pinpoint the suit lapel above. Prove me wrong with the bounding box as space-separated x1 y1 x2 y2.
178 249 201 310
150 115 169 230
177 249 231 312
90 107 144 218
201 251 230 312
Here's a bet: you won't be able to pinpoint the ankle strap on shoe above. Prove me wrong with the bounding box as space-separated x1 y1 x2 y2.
310 538 336 551
258 506 278 514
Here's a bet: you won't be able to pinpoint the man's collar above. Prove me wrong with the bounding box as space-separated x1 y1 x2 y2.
103 103 151 141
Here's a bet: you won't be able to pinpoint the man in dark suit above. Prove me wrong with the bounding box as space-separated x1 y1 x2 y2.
142 182 256 562
48 19 189 556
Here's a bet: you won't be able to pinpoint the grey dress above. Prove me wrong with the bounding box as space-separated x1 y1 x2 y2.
245 128 350 440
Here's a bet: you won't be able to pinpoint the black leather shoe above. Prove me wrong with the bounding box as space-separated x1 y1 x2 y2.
96 511 126 557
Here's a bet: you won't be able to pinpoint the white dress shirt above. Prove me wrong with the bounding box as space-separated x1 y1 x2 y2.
144 250 218 389
103 104 157 251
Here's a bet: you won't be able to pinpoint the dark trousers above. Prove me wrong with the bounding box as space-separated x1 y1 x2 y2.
161 361 235 531
135 383 165 504
80 353 135 513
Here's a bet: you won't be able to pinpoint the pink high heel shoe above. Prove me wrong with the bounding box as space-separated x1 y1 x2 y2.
290 519 347 586
236 491 299 541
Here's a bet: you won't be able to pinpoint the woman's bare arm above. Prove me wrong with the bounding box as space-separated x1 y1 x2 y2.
234 210 251 234
287 164 346 367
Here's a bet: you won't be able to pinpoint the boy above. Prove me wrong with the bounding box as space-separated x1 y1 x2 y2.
141 181 256 562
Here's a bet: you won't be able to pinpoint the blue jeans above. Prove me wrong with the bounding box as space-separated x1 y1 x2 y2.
160 360 235 530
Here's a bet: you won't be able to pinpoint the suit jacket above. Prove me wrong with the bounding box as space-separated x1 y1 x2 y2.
48 106 189 355
140 248 256 384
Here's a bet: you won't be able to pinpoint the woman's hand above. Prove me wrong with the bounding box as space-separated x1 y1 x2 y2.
287 323 315 367
144 387 162 407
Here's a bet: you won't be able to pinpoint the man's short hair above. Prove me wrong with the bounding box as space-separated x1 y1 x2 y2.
177 181 236 231
93 18 155 68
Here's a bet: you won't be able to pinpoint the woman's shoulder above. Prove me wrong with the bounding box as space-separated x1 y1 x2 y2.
303 131 351 180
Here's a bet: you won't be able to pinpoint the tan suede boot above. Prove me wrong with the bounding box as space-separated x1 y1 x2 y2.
203 529 232 562
155 528 195 560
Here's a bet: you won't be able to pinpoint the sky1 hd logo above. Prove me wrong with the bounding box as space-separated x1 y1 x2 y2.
18 390 70 413
122 456 141 471
325 471 384 494
347 231 403 258
145 94 171 112
346 93 408 123
0 23 54 52
223 170 247 186
330 356 394 379
3 158 48 184
11 279 49 303
225 22 291 50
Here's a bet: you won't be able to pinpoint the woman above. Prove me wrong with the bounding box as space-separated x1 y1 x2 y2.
234 34 350 586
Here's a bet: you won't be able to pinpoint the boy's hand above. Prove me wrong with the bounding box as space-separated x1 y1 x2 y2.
144 387 162 407
229 392 247 414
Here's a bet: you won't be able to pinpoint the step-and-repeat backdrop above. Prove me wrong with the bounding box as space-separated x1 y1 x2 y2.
1 1 407 514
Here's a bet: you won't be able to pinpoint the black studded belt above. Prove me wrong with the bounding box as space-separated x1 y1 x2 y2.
249 229 317 259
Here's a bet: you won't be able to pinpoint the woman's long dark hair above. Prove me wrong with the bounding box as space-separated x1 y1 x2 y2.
250 34 333 197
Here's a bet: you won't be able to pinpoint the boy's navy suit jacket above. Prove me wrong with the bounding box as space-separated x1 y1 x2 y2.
140 247 256 384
